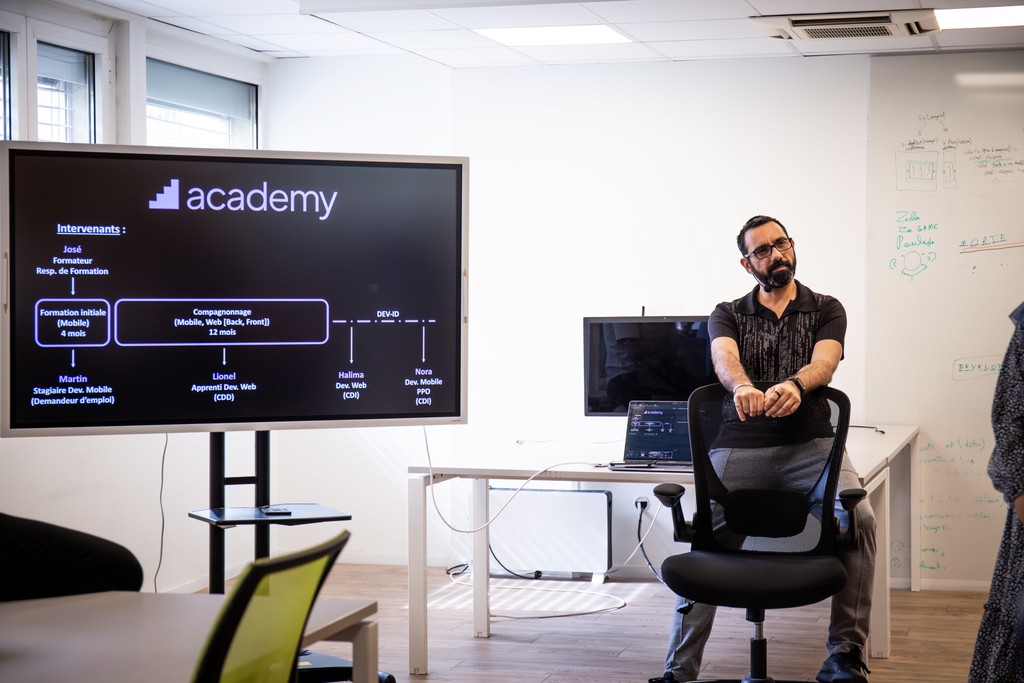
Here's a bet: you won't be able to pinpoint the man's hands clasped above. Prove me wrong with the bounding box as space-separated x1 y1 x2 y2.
733 381 801 421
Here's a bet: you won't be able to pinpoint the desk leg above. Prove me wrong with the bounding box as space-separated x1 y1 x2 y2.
333 621 379 683
408 474 430 675
865 467 891 659
908 435 921 592
472 478 490 638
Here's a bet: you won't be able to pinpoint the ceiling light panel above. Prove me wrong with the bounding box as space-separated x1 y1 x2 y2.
935 5 1024 29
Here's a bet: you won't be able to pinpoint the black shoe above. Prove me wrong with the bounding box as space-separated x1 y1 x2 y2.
816 652 871 683
648 675 676 683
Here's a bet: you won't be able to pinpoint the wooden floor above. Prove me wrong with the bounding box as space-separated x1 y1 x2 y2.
315 563 985 683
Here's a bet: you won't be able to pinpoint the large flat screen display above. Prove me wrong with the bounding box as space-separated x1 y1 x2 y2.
583 316 715 416
1 142 468 436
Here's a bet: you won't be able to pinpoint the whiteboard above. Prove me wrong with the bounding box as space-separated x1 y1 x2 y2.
866 51 1024 585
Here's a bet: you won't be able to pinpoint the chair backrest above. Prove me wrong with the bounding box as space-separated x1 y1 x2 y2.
687 382 851 557
191 530 350 683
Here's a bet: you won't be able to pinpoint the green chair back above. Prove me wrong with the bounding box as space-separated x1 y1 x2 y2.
192 530 350 683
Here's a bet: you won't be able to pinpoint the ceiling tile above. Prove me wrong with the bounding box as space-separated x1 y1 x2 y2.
934 26 1024 48
369 29 498 50
150 15 244 36
514 41 666 64
252 31 385 50
621 18 768 43
314 9 460 32
142 0 301 16
211 34 292 52
98 0 184 16
413 46 540 67
199 13 340 34
301 46 405 56
652 37 797 59
431 4 606 29
745 0 921 14
583 0 755 23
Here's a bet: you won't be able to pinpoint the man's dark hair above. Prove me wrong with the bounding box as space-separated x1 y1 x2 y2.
737 215 789 255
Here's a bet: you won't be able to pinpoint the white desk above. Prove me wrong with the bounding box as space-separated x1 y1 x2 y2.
407 423 919 674
0 591 379 683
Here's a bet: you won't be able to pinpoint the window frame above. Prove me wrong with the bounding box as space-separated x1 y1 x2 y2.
0 30 11 140
24 18 114 143
146 30 267 150
145 58 258 150
0 8 26 140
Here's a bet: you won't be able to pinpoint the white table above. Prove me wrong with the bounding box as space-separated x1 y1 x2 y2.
0 591 379 683
407 423 919 674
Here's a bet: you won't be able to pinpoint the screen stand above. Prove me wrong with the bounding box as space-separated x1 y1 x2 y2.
207 430 271 594
194 430 351 594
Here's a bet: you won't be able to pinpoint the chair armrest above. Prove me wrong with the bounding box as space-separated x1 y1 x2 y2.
836 488 867 549
653 483 693 544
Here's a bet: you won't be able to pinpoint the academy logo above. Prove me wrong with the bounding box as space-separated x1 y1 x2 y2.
149 179 180 210
147 178 338 221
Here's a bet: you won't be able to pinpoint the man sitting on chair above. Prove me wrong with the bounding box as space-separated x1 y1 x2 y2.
652 215 876 683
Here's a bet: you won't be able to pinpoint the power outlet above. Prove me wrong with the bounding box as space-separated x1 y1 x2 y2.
634 496 649 510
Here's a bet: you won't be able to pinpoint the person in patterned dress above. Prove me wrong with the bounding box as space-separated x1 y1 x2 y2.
970 303 1024 682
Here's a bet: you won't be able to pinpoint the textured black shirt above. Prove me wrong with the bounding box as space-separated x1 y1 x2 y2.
707 281 846 447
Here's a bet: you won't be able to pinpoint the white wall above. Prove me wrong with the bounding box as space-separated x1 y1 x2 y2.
262 54 872 574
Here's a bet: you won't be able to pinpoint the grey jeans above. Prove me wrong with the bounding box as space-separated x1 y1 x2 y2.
662 440 877 681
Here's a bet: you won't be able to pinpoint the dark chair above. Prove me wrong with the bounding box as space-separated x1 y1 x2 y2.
654 382 864 683
191 530 350 683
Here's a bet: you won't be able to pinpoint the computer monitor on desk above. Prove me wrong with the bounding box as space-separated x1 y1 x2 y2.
583 316 715 417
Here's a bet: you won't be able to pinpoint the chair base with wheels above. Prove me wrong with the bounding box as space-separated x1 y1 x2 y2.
296 650 396 683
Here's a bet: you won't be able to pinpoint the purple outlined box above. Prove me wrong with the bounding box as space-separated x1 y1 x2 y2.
113 298 330 347
35 299 112 348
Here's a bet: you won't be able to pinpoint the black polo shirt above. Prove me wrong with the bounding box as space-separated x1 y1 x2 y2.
707 281 846 447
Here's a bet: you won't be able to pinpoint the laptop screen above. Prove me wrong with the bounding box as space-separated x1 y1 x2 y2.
623 400 692 464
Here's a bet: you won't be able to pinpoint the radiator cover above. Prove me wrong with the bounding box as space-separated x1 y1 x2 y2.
487 487 612 578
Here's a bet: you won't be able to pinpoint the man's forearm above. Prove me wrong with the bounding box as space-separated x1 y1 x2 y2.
711 344 752 392
789 360 834 392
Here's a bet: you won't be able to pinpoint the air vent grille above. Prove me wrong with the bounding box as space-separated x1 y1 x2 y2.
751 10 939 41
804 25 895 39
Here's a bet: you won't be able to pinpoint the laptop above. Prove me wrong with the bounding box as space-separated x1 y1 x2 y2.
608 400 694 472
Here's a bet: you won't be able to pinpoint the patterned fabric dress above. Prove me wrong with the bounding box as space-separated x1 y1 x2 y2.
970 321 1024 682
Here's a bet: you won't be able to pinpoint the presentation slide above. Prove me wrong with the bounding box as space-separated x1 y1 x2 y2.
3 146 465 434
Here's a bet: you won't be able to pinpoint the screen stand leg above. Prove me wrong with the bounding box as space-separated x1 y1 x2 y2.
207 430 272 594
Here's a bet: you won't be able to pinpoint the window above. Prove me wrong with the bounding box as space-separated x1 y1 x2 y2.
146 59 256 149
1 31 10 140
36 41 95 143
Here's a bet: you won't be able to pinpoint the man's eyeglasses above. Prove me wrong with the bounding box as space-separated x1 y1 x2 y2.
745 237 793 261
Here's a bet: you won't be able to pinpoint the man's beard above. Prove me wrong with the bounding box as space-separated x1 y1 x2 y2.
761 257 796 290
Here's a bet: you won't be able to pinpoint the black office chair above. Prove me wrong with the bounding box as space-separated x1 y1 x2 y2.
654 383 864 683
